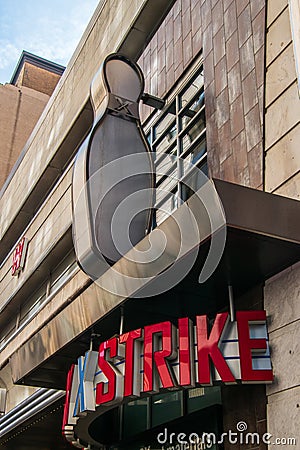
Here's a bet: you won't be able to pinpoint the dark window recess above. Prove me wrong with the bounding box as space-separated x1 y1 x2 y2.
0 249 76 351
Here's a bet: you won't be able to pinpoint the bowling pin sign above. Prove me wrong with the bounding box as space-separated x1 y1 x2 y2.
72 53 155 280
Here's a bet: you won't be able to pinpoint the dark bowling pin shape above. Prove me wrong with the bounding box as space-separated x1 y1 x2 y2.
72 53 154 280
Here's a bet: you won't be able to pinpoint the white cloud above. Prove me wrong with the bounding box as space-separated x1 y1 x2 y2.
0 0 99 83
0 41 20 70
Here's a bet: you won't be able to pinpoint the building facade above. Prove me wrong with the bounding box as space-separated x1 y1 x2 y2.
0 51 64 189
0 0 299 449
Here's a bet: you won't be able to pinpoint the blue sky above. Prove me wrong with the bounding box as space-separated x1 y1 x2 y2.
0 0 99 84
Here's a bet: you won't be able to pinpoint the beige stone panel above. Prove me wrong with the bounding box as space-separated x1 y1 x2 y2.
267 0 288 26
6 385 39 413
6 385 38 413
0 187 72 311
267 386 300 448
267 321 300 395
274 170 300 199
0 0 148 241
0 270 90 367
265 83 300 149
265 262 300 332
266 7 292 67
26 166 73 242
266 44 297 106
265 125 300 191
0 364 37 413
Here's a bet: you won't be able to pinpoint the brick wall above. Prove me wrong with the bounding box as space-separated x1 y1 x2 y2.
16 62 61 97
0 84 50 188
139 0 266 189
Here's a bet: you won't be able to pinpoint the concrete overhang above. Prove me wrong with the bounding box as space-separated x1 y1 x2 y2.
9 179 300 389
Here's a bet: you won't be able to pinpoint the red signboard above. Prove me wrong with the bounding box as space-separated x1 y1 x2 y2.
62 310 273 446
11 237 28 276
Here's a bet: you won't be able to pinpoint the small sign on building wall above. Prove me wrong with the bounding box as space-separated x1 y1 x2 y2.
11 237 28 276
0 389 6 415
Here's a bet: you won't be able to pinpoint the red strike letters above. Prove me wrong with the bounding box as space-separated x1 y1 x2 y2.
63 310 273 436
94 311 273 407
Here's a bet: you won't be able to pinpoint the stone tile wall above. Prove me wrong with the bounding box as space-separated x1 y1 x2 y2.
265 3 300 443
139 0 266 189
265 0 300 200
264 262 300 448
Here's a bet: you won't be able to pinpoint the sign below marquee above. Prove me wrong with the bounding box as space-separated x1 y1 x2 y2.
62 310 273 446
11 237 28 276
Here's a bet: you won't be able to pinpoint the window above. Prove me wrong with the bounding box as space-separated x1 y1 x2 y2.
145 59 207 226
91 385 222 449
49 250 77 296
123 398 149 439
187 386 221 414
151 391 183 427
118 387 221 445
0 249 77 351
